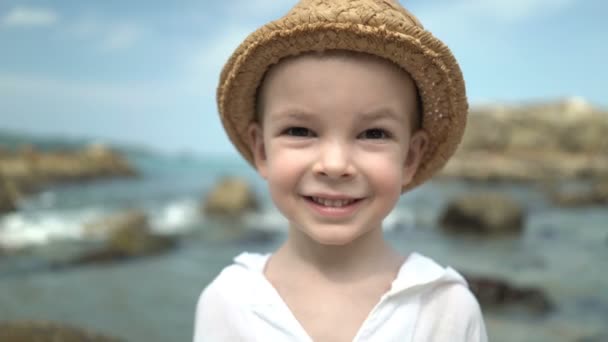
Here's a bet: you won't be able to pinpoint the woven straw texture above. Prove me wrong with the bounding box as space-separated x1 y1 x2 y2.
217 0 467 192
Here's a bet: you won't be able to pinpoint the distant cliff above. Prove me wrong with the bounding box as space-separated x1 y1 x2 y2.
0 130 156 159
0 141 139 214
440 97 608 182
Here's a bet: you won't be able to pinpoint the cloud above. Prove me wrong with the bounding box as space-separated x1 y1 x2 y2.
100 24 142 51
64 17 143 51
0 74 170 110
1 6 58 28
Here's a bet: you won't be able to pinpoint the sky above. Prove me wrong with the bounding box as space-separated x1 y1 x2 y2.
0 0 606 157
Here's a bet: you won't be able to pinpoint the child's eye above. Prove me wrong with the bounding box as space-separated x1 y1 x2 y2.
283 127 315 137
359 128 390 140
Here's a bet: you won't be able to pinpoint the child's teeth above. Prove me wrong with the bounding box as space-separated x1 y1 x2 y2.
312 197 355 207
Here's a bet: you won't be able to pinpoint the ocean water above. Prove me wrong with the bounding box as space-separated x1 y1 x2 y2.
0 155 607 342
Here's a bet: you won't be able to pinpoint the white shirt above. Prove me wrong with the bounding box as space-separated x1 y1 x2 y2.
194 252 488 342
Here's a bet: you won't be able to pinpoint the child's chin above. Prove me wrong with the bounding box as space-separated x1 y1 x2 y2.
305 229 364 246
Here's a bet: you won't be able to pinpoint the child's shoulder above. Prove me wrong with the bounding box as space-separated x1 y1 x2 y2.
193 252 270 340
197 252 269 305
402 252 479 304
399 253 486 340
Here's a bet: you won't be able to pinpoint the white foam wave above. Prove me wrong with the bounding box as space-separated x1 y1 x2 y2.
0 208 106 250
149 198 201 234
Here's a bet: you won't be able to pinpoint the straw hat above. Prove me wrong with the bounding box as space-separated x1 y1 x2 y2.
217 0 467 192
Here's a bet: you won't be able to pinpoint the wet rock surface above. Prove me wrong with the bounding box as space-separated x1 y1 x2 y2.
465 274 554 315
203 177 260 218
0 321 122 342
0 173 18 214
60 210 177 267
549 180 608 207
441 99 608 183
439 192 525 235
0 144 137 214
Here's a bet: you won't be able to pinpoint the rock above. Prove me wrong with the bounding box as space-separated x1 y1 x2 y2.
203 177 259 218
83 209 147 239
550 180 608 207
0 144 137 202
0 173 18 214
440 99 608 182
439 192 525 235
79 144 138 178
577 333 608 342
464 274 553 315
34 144 137 183
71 210 177 265
106 216 176 258
0 320 122 341
0 154 43 194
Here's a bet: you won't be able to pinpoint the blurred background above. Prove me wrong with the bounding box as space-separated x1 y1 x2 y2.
0 0 606 341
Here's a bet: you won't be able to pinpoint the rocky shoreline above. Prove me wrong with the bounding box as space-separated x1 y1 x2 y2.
441 98 608 184
0 321 122 342
0 144 137 214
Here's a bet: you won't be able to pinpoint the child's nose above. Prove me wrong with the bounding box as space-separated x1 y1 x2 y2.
312 140 355 179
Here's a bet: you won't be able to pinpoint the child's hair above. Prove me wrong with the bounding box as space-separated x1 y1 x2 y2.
254 49 423 132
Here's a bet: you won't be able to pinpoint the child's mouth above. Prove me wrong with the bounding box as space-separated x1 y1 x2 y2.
304 196 362 208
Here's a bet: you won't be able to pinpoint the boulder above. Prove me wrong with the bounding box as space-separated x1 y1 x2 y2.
0 144 137 201
33 145 137 183
550 181 608 207
203 177 259 218
441 98 608 182
0 174 17 214
0 320 122 342
106 215 176 258
465 274 553 315
83 209 147 239
79 144 137 178
439 192 525 235
71 210 177 265
577 333 608 342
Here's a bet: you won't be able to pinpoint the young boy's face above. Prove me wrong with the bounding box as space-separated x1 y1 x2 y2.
249 52 428 246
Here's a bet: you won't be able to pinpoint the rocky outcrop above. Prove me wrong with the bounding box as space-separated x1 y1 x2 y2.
440 98 608 182
83 209 147 239
465 274 553 315
577 333 608 342
0 144 137 213
0 321 122 342
549 180 608 207
0 173 18 214
203 177 260 218
439 192 524 235
67 210 177 265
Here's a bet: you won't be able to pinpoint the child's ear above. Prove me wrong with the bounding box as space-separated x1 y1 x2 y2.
402 129 429 187
248 122 268 179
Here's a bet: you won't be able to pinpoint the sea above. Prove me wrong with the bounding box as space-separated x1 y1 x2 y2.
0 154 606 342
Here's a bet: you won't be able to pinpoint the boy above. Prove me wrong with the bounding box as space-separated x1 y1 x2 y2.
194 0 487 341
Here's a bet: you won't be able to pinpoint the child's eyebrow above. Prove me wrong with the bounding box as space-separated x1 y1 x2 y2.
270 110 316 122
359 108 401 122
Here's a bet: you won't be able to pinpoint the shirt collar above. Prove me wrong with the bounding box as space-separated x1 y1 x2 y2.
388 252 467 296
233 251 468 302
